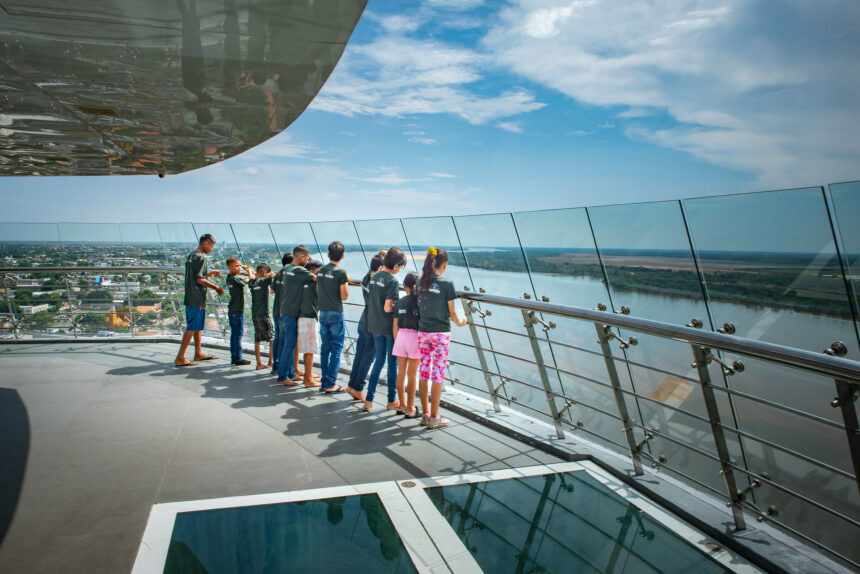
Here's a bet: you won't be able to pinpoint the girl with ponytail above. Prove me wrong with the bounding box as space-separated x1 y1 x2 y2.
416 247 467 429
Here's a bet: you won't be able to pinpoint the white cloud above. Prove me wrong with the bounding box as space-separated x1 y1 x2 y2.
409 136 439 145
496 121 524 133
312 30 545 126
484 0 860 186
424 0 484 10
340 131 356 137
567 129 592 136
429 172 457 178
597 122 615 129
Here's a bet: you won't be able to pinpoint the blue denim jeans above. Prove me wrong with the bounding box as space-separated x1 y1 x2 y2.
318 311 345 390
348 321 376 392
271 313 283 372
228 311 244 363
276 315 298 381
366 333 397 403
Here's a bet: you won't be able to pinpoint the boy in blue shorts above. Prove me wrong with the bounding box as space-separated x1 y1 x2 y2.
174 234 223 366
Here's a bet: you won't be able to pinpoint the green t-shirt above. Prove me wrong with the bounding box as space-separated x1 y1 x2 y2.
418 275 457 333
272 268 284 317
279 264 313 317
249 275 273 317
394 295 419 330
300 277 318 318
359 271 371 324
183 251 209 307
366 270 399 336
226 274 248 313
317 262 348 312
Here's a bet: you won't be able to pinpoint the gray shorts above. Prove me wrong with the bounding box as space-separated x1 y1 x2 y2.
252 315 274 342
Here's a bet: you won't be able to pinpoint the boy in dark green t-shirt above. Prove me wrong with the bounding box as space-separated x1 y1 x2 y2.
297 259 323 388
276 245 313 386
317 241 351 393
226 256 255 366
249 263 275 370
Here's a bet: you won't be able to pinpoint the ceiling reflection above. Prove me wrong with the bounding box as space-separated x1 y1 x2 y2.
0 0 366 176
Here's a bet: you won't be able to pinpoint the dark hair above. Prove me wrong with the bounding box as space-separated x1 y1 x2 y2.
419 248 448 292
256 263 271 274
328 241 345 261
282 253 293 266
226 255 240 266
370 255 384 272
403 272 419 321
306 259 323 271
293 245 310 257
199 233 215 245
383 246 405 269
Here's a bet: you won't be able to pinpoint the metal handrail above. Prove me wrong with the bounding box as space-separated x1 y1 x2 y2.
458 291 860 383
0 266 185 273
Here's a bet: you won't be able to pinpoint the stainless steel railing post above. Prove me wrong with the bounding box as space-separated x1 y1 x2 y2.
1 273 20 339
595 322 644 475
832 378 860 494
523 309 565 439
462 299 501 412
691 344 746 530
123 272 135 338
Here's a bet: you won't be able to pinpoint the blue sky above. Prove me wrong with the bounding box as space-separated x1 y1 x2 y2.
2 0 858 223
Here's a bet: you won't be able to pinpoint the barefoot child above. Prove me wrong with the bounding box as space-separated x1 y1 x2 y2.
392 272 421 418
270 253 292 374
174 234 223 366
226 256 255 366
364 247 407 412
298 259 323 388
417 247 467 429
276 246 312 386
249 263 275 369
317 241 350 393
346 253 385 402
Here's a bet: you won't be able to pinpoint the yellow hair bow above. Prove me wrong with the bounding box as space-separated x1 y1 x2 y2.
428 247 438 256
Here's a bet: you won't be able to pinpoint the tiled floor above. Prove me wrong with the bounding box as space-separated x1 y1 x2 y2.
0 342 560 573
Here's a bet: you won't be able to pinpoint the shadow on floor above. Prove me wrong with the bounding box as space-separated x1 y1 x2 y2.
0 388 29 547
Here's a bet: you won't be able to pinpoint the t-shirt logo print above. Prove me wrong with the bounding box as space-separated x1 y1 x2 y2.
429 282 441 294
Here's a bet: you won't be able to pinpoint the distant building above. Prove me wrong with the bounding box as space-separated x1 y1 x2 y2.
101 281 141 293
20 304 50 314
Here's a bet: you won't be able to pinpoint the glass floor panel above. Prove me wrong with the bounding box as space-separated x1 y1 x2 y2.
163 493 417 574
425 471 733 574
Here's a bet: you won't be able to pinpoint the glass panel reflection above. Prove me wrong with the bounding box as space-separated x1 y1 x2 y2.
427 472 731 574
514 208 630 450
119 223 166 265
683 186 860 560
587 200 740 495
828 181 860 346
165 494 416 573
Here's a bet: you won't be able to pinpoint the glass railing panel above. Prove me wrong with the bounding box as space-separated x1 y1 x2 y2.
230 223 281 268
157 223 198 267
587 200 740 495
119 223 167 266
513 208 627 449
0 223 62 264
400 216 491 400
683 186 860 555
353 219 413 271
311 221 369 278
191 223 239 262
453 213 558 425
57 223 123 267
269 222 324 262
828 181 860 345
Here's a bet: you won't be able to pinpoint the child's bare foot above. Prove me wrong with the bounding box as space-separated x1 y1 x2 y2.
304 379 321 388
277 379 299 387
386 401 401 411
295 369 304 377
174 359 195 367
194 354 215 361
346 388 365 401
362 401 373 411
256 363 267 370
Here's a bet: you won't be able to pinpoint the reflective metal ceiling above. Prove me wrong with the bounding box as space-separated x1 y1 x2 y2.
0 0 366 176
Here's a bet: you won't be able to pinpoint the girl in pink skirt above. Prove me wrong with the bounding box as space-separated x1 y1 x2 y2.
391 272 421 418
417 248 467 429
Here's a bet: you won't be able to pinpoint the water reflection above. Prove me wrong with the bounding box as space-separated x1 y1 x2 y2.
428 472 732 574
